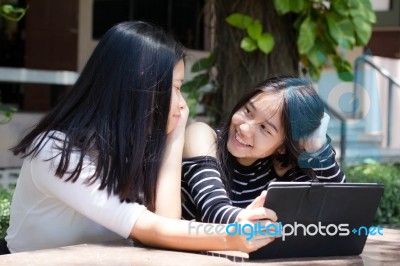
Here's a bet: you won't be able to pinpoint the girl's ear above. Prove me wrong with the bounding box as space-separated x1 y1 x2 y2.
277 145 286 155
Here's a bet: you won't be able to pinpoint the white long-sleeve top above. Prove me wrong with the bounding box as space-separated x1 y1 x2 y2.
6 131 146 253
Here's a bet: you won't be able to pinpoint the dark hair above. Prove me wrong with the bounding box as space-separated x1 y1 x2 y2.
216 76 324 193
11 21 185 211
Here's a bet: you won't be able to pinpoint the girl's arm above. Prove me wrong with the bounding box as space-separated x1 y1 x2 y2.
297 143 346 183
130 208 277 252
182 122 260 224
182 156 243 223
29 132 277 253
155 106 189 218
296 113 345 182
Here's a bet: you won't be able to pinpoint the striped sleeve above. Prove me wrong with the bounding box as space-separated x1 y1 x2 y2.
181 156 242 224
296 142 346 183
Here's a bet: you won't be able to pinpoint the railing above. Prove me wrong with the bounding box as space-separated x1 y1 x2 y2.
354 55 400 147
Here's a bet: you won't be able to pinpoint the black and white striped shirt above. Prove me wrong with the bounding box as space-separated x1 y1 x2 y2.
181 144 345 224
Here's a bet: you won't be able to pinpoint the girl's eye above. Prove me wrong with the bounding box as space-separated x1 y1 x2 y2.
244 106 251 114
260 124 271 135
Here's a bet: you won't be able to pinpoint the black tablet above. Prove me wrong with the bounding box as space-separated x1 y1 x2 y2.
249 182 384 260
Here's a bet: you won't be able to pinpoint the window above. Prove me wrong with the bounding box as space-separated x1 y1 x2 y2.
92 0 205 50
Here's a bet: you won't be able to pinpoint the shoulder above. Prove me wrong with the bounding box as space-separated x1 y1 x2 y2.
183 122 217 158
29 131 66 156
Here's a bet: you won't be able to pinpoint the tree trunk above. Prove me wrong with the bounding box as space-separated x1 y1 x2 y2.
214 0 299 122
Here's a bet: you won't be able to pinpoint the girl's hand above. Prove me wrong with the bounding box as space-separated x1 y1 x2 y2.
300 112 330 153
227 219 277 253
236 191 276 223
232 191 279 252
167 104 189 141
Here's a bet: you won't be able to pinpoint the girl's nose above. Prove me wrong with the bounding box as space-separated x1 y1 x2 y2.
178 91 187 109
239 123 253 137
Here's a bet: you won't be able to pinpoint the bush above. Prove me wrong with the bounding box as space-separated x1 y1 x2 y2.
346 162 400 226
0 187 13 238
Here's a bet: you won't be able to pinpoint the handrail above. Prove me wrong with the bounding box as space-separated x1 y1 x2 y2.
354 55 400 147
354 55 400 87
322 101 347 167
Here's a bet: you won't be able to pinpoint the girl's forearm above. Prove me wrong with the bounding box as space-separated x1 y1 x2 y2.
155 109 188 218
131 208 277 253
155 134 185 218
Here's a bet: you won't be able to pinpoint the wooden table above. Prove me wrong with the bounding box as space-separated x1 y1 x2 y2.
0 228 399 265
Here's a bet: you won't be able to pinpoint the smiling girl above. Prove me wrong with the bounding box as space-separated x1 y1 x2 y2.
181 76 345 224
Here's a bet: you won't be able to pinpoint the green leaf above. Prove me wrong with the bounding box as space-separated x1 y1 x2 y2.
181 80 196 94
332 55 354 81
0 4 28 22
240 37 257 52
366 10 376 24
338 39 354 50
181 74 209 94
337 18 356 46
273 0 291 15
326 13 342 44
191 51 216 72
321 22 337 47
186 98 198 118
352 17 372 46
338 71 354 82
349 9 365 19
297 16 316 54
257 33 274 54
307 43 328 68
11 7 26 14
349 8 370 22
290 0 305 13
359 0 376 23
1 5 13 14
332 1 349 16
349 3 376 24
247 20 262 40
348 0 361 9
225 13 253 30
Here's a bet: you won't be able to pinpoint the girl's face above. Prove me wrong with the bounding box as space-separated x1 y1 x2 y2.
227 92 285 166
167 59 186 134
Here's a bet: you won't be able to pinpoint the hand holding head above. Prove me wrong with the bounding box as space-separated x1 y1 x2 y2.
300 112 330 152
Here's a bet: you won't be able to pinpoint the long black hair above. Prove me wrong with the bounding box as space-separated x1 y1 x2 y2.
216 76 324 193
11 21 185 211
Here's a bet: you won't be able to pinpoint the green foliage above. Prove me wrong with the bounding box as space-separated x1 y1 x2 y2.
346 162 400 226
0 81 18 125
0 4 27 124
226 0 376 82
226 13 275 55
0 187 13 238
0 4 27 22
0 103 17 125
181 51 217 118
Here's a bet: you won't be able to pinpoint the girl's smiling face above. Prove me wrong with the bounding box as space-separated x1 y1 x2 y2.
227 92 285 166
